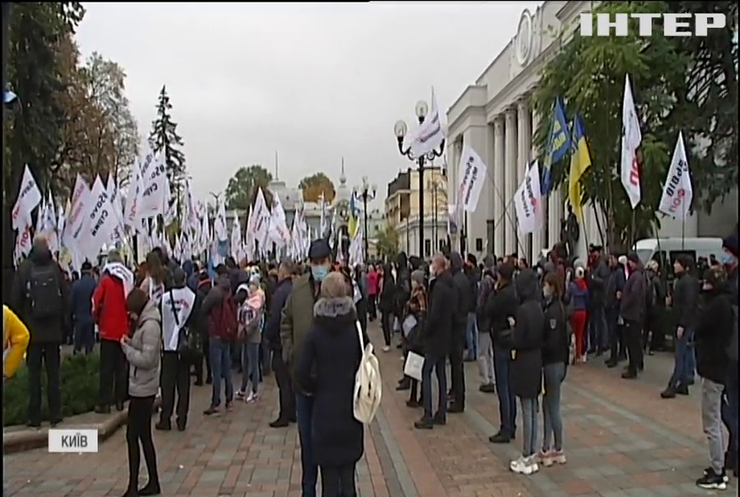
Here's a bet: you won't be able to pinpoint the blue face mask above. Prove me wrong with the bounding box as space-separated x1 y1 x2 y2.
721 251 737 266
311 265 329 282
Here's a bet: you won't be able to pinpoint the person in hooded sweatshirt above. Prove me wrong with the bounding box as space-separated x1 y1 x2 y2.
10 236 68 428
295 271 366 497
448 252 472 413
509 269 545 475
70 261 97 355
157 268 198 432
484 262 519 444
92 249 134 414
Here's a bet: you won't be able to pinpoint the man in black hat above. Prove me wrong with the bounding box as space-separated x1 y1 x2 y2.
280 238 332 497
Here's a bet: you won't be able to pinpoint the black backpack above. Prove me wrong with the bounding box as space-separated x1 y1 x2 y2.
27 265 63 320
169 289 202 363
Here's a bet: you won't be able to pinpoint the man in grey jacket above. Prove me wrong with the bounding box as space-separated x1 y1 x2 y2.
621 253 647 379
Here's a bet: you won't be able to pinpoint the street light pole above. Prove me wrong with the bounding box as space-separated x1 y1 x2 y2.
394 102 445 258
354 177 377 262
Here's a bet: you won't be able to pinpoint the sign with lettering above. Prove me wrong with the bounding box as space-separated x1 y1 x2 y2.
48 429 99 453
457 145 487 213
514 161 544 235
580 13 725 37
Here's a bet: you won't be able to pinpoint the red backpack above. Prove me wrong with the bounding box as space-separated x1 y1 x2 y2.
210 292 238 341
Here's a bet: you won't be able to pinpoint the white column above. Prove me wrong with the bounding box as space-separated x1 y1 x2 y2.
504 108 518 255
493 117 505 258
530 109 544 260
548 189 563 250
516 98 532 262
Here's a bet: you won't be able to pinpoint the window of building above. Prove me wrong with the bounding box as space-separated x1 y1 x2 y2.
475 238 483 252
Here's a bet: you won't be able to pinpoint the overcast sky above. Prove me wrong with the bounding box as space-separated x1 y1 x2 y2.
75 2 541 207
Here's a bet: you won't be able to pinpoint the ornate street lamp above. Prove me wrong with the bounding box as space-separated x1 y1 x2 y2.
394 101 445 258
353 176 377 261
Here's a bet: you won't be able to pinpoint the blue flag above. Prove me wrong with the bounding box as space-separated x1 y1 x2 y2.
541 97 571 195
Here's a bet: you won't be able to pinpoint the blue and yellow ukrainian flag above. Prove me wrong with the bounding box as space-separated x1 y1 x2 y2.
541 97 571 195
568 115 592 221
348 191 361 237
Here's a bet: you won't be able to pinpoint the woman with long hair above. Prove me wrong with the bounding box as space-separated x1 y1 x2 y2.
120 289 162 496
140 252 166 303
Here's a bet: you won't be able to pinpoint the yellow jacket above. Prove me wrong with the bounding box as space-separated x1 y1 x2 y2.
3 305 30 378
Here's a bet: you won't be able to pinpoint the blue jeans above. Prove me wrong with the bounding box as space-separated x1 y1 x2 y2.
421 354 447 421
543 363 565 452
73 321 95 355
723 363 739 460
493 347 517 435
240 341 260 394
296 393 318 497
669 328 695 387
588 304 607 352
465 313 478 360
519 396 539 457
209 337 234 408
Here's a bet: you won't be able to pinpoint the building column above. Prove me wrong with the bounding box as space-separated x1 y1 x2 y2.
516 98 532 262
503 108 518 255
493 117 505 258
548 189 563 251
530 109 544 261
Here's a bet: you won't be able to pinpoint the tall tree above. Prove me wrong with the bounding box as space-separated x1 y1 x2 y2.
225 165 273 210
299 172 336 203
532 0 737 250
374 224 399 259
3 2 85 296
150 85 186 213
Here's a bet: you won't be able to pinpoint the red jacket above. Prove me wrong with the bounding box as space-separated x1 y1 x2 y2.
93 274 129 341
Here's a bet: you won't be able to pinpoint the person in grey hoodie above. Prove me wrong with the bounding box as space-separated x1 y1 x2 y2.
120 289 162 497
621 253 647 379
662 254 700 397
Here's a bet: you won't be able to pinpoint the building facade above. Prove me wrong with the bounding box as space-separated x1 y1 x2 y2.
446 0 737 263
385 166 448 258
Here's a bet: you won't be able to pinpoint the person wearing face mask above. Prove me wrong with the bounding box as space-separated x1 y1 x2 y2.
280 238 331 497
720 232 738 478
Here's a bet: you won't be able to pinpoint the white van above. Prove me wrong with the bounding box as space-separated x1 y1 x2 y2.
633 237 723 274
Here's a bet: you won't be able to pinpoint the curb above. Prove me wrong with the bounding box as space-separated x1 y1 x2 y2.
2 397 161 454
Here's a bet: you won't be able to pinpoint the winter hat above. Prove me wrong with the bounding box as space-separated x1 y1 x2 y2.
723 232 739 258
411 270 425 286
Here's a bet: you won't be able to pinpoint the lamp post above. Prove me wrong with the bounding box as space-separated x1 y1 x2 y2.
394 101 445 258
353 176 377 262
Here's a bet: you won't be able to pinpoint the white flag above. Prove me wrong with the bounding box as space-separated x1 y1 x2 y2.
456 144 487 213
124 157 143 231
269 194 290 247
252 188 272 251
620 74 642 209
80 175 118 262
658 132 693 219
62 174 93 256
514 161 544 236
214 200 228 242
137 151 168 219
404 88 446 158
12 165 42 230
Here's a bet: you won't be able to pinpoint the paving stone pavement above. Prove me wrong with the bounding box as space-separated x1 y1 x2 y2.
4 322 735 497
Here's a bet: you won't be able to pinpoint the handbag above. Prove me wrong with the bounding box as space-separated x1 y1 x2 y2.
403 351 424 381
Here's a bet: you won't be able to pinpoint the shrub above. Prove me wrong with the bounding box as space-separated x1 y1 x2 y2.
3 352 101 427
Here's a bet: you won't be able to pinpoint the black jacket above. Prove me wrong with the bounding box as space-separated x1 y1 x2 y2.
672 271 700 330
466 266 481 313
484 281 518 348
695 285 734 384
378 265 396 314
542 295 569 367
265 277 293 350
621 267 646 325
421 270 456 358
588 258 610 306
510 270 545 399
605 266 626 311
450 252 471 330
10 247 69 344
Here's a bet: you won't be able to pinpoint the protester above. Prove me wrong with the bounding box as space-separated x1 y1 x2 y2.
414 253 454 430
378 263 396 352
120 288 161 497
605 254 627 368
721 232 739 478
3 305 31 379
662 254 699 396
193 271 213 386
509 269 545 475
402 269 427 407
367 264 379 321
281 238 332 497
485 262 519 443
157 268 197 432
464 254 481 362
587 245 610 356
69 261 97 355
645 260 668 354
448 252 472 413
265 261 296 427
540 272 569 467
475 256 497 393
620 253 646 379
236 276 265 403
140 251 167 303
568 267 589 363
93 250 132 413
10 236 68 428
295 271 365 497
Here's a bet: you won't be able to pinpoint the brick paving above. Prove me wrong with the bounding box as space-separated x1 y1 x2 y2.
4 322 736 496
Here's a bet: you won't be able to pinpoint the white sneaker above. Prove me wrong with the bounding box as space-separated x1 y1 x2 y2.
235 390 245 399
246 392 259 403
510 456 526 472
511 455 537 474
382 346 391 352
538 450 553 467
550 450 567 465
526 455 539 474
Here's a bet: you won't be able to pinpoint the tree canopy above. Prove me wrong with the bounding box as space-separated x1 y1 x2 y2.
532 0 738 250
299 172 336 203
150 85 187 213
225 165 273 211
374 224 399 259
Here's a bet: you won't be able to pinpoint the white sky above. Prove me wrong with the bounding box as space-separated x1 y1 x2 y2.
75 1 541 207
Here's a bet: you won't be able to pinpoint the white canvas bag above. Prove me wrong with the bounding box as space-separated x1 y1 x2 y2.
353 321 382 424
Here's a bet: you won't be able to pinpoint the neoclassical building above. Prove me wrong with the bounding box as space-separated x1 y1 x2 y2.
446 0 737 263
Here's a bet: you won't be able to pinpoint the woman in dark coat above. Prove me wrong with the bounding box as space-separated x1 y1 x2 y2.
295 272 365 497
509 269 545 475
378 263 397 351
